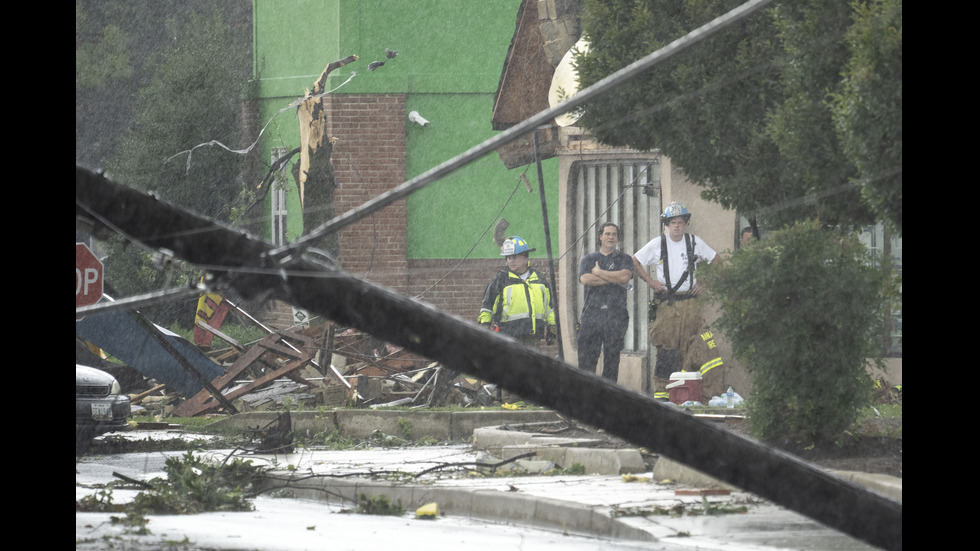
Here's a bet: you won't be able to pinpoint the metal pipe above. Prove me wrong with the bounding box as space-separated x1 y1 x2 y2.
534 130 562 360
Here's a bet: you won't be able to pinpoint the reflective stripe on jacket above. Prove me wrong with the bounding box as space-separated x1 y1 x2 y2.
478 269 555 337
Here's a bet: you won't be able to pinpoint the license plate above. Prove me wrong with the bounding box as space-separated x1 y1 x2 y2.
91 403 112 421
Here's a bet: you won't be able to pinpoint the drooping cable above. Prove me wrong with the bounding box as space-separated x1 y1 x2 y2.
266 0 776 266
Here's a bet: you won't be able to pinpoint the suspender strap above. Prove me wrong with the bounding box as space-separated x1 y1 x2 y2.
661 233 697 296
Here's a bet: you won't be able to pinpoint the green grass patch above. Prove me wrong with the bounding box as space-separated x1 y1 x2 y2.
342 494 405 516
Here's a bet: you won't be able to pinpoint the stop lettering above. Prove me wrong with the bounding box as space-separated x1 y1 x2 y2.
76 243 104 308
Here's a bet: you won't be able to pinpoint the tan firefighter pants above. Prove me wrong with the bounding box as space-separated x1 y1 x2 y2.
650 297 725 402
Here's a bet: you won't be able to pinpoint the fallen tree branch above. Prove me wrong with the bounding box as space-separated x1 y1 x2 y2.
112 471 154 490
413 451 538 478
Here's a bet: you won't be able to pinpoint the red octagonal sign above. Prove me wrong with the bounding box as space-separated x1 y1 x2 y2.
76 243 104 309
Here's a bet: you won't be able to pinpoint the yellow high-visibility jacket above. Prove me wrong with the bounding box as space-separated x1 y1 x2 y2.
478 268 555 338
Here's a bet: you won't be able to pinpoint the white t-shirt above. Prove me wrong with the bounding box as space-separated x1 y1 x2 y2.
634 234 717 293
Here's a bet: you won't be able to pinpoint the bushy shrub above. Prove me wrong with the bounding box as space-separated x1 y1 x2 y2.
703 221 891 447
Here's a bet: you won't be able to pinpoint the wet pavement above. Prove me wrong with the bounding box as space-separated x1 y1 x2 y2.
76 434 896 550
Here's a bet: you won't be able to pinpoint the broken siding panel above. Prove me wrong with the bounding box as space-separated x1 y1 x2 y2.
76 311 225 398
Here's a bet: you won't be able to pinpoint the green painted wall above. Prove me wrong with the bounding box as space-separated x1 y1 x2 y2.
404 93 559 259
251 0 559 259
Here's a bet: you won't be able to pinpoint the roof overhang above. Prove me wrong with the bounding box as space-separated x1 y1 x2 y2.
491 0 581 169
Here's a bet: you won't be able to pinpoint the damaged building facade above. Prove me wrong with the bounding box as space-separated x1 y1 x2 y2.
241 0 755 397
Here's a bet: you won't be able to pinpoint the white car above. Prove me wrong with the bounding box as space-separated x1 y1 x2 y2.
76 364 131 455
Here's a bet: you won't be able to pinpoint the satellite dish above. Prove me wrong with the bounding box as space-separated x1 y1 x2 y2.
548 39 589 127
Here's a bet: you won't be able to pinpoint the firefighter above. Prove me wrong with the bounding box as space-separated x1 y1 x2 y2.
478 236 557 348
632 202 723 401
577 222 633 382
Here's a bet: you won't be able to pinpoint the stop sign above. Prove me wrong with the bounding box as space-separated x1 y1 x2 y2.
76 243 104 308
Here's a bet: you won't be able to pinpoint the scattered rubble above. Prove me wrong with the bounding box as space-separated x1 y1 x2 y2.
93 322 517 420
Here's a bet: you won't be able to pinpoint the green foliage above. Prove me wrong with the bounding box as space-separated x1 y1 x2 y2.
347 494 405 516
100 236 199 327
81 2 254 326
161 319 267 349
397 418 413 440
831 0 903 234
764 1 870 225
75 4 134 90
546 462 586 476
575 0 900 230
130 451 266 514
703 221 891 446
103 5 251 223
76 487 125 513
112 511 152 535
315 430 360 449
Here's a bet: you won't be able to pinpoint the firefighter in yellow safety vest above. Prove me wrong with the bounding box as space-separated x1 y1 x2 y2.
479 236 557 348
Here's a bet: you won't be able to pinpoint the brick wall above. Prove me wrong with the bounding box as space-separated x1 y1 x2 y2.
408 258 563 323
326 94 408 294
408 257 562 357
407 258 501 321
264 94 561 351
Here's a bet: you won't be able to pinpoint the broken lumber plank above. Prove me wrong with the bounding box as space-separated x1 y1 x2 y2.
130 383 167 404
195 318 245 351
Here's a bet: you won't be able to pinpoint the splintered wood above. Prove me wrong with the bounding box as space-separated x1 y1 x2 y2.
172 330 320 417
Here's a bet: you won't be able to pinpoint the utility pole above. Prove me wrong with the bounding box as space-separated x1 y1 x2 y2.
76 165 901 551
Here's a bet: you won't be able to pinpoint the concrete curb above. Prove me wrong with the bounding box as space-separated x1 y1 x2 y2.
205 409 564 442
653 457 736 489
833 470 902 504
209 412 902 500
473 426 648 475
236 410 899 546
257 475 656 542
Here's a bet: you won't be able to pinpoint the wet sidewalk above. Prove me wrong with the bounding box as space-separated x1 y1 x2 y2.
77 412 900 550
253 443 893 551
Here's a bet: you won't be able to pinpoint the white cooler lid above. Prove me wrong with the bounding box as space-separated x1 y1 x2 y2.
668 371 702 380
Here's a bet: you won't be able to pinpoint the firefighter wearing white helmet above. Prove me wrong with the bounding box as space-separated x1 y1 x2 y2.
632 201 724 402
479 236 556 347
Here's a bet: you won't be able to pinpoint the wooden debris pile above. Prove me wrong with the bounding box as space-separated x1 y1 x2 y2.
129 323 510 417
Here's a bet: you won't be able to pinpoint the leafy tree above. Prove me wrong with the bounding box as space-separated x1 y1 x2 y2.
765 1 869 225
831 0 902 234
80 2 252 326
574 0 901 231
702 221 890 446
104 5 251 223
76 0 142 170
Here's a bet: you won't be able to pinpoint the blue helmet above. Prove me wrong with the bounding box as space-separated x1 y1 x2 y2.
500 236 535 256
660 201 691 224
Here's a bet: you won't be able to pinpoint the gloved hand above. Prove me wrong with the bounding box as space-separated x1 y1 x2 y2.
545 325 556 345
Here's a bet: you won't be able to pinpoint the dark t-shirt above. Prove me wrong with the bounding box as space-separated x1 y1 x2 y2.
578 249 633 316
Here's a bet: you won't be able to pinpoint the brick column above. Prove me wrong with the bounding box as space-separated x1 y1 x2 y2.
326 94 408 294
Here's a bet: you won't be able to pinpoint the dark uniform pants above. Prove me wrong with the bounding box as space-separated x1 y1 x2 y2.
577 309 629 382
